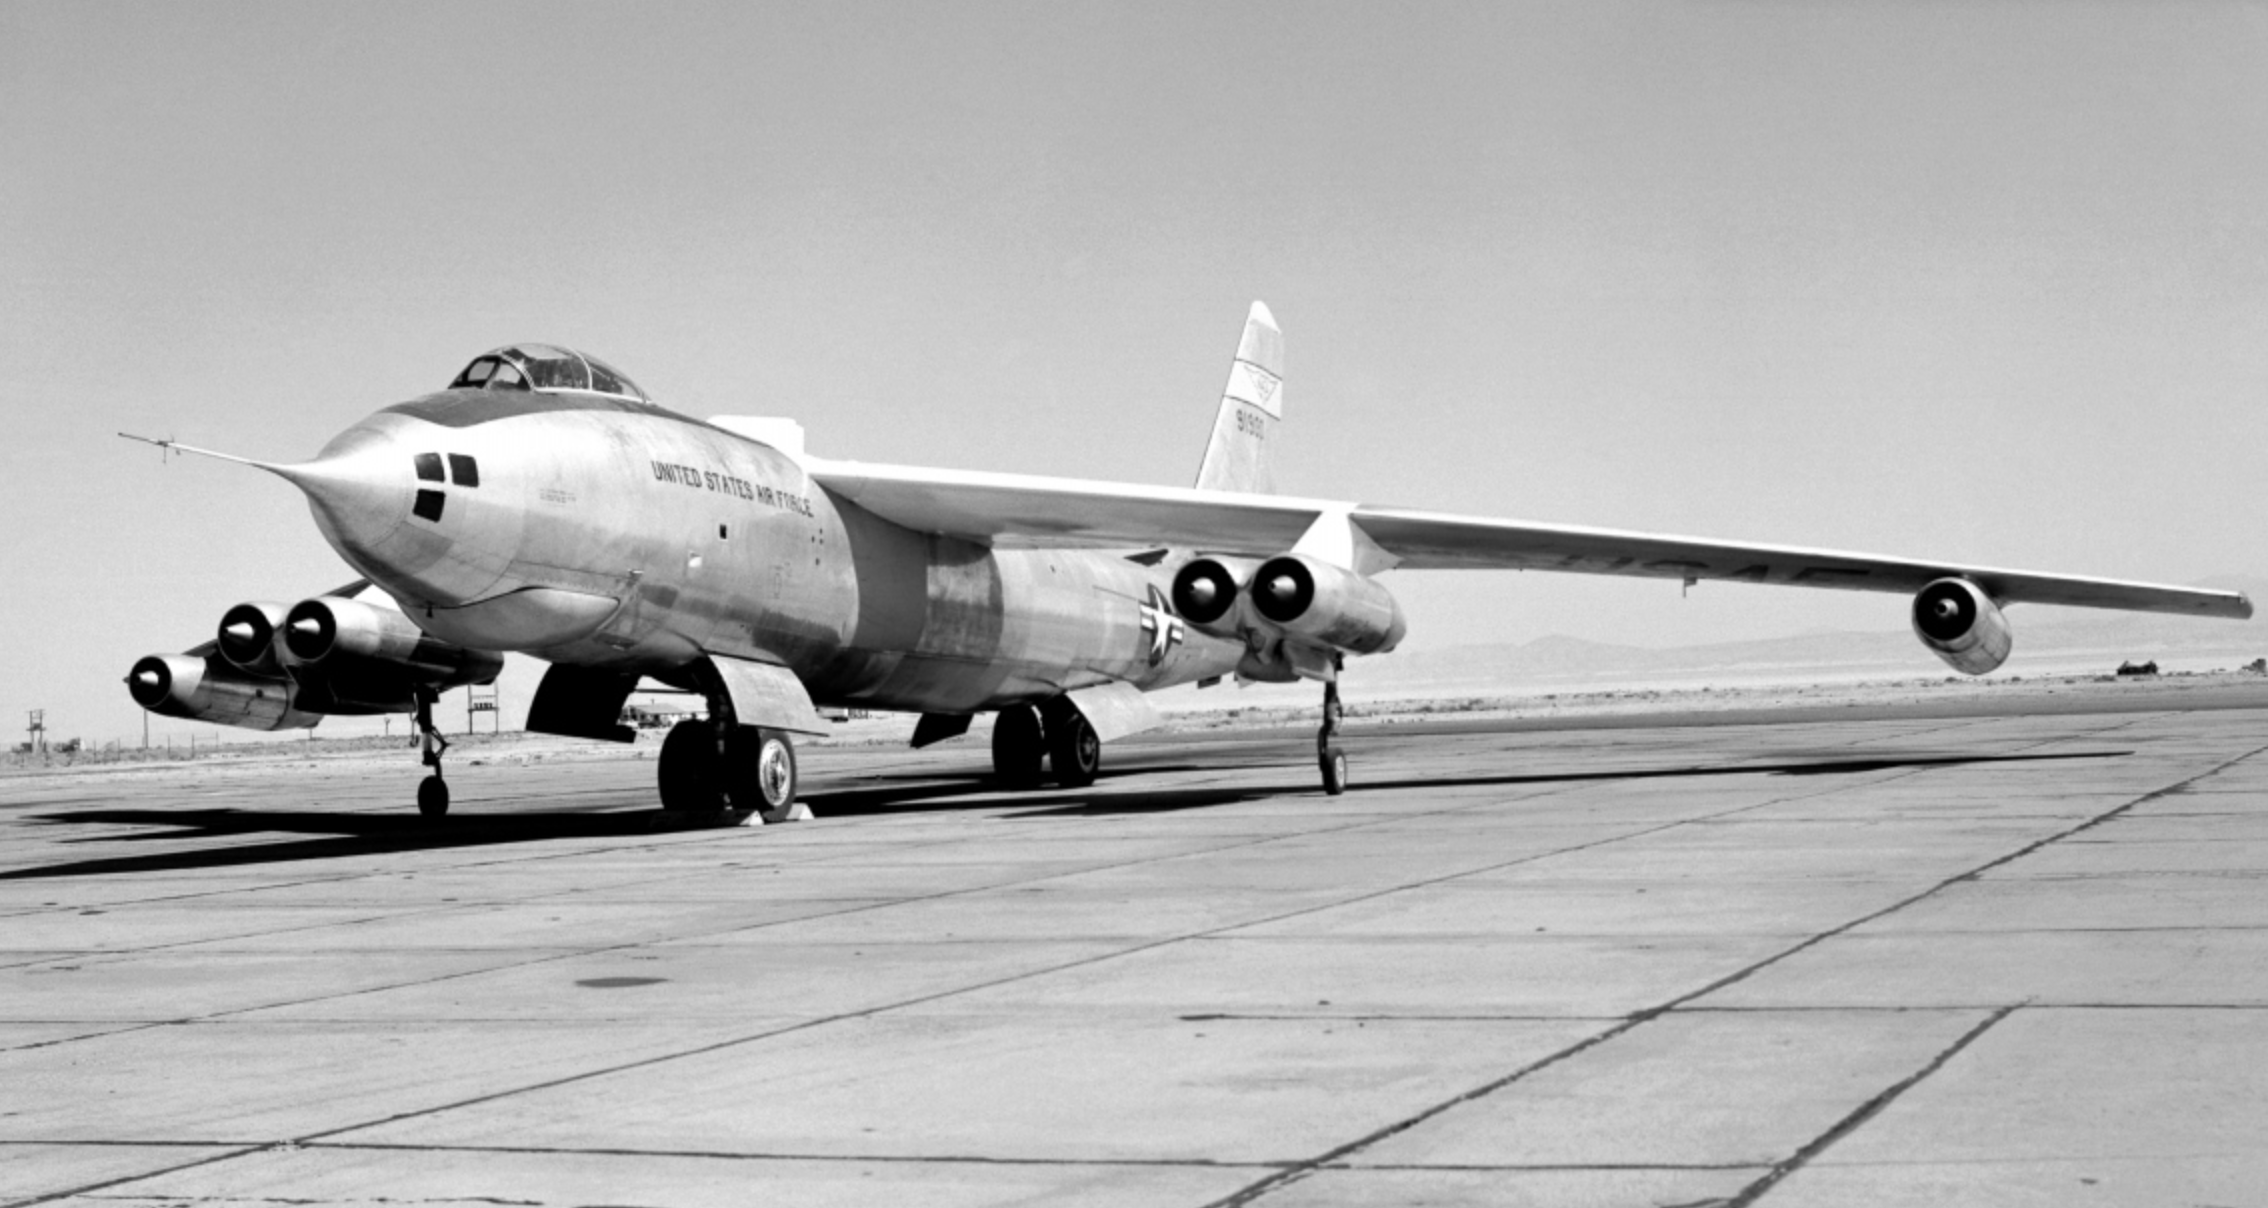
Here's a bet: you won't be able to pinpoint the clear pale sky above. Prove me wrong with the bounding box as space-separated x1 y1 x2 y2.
4 2 2264 747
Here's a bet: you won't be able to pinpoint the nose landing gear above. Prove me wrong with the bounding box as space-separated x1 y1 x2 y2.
413 687 451 817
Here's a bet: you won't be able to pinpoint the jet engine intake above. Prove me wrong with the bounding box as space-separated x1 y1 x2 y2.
126 653 315 731
1248 554 1407 655
216 601 290 675
1170 557 1255 633
1911 577 2013 675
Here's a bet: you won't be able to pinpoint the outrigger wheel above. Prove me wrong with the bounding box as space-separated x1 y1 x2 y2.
412 687 451 817
1317 656 1349 796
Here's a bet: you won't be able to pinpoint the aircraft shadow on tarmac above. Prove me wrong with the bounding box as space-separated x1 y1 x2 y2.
1 768 1231 880
3 749 2126 879
1011 748 2133 815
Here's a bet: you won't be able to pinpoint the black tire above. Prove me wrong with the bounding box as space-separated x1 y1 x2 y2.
417 775 450 817
992 705 1046 788
1320 746 1348 796
1047 704 1100 788
658 718 723 813
724 727 798 814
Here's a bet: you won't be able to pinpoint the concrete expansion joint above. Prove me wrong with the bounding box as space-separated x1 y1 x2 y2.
303 1139 1282 1171
1717 1004 2021 1207
1323 1160 1767 1173
1202 1014 1654 1207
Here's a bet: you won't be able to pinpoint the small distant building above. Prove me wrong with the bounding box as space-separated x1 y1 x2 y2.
621 704 701 729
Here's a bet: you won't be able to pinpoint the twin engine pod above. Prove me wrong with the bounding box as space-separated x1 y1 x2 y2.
127 595 505 729
1170 553 1407 655
1911 577 2013 675
277 596 504 712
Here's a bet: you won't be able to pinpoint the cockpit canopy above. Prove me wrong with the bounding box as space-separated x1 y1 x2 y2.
449 344 648 402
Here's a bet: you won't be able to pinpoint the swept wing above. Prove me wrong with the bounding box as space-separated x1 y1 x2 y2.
808 460 2249 619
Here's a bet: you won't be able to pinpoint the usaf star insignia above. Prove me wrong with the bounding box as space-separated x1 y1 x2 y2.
1139 584 1185 665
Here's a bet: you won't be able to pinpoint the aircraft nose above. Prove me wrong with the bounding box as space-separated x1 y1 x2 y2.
272 426 415 561
267 418 510 606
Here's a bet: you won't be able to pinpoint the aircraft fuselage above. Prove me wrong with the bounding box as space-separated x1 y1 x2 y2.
309 390 1239 715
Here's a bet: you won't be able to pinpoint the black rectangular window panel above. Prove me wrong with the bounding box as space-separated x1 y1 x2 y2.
412 489 446 522
448 453 480 488
413 453 444 482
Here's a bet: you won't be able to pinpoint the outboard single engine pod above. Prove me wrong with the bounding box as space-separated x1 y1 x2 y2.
1248 553 1407 655
125 653 312 730
1171 559 1243 627
1911 577 2013 675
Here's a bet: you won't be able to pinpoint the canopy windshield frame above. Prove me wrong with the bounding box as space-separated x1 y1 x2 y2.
449 344 649 402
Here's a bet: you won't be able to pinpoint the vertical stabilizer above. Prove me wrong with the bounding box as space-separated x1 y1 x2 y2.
1193 302 1283 494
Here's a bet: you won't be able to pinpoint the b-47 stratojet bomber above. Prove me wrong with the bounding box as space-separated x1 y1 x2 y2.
127 304 2251 819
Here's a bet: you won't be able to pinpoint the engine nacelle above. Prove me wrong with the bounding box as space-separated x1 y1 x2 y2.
216 601 291 675
1911 577 2013 675
1248 554 1407 655
278 596 505 713
126 653 316 731
283 596 504 685
1170 557 1260 635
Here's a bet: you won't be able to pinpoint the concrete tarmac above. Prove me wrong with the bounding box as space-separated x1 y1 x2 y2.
4 701 2267 1206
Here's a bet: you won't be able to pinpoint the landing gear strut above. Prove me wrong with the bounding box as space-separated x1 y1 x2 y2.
414 687 451 817
1318 655 1348 796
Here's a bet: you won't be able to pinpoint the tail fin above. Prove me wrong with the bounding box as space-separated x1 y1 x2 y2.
1192 301 1283 494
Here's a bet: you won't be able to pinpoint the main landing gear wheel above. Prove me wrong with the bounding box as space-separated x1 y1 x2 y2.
657 718 723 814
1044 698 1100 789
992 704 1046 788
1320 746 1348 796
724 727 798 815
418 774 450 817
